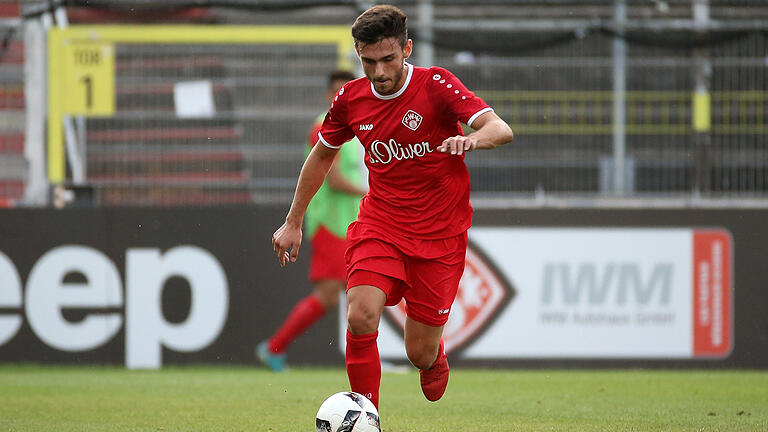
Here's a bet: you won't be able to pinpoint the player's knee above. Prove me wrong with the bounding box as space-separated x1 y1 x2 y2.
406 344 438 370
346 304 379 334
313 281 343 309
322 293 339 309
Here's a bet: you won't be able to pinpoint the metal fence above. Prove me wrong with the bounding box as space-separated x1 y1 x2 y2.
433 16 768 201
0 7 25 208
16 1 768 206
86 43 341 206
42 23 353 206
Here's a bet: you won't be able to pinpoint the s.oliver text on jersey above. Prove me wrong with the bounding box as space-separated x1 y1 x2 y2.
368 139 434 164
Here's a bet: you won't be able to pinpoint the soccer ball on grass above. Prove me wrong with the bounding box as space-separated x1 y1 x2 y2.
315 391 380 432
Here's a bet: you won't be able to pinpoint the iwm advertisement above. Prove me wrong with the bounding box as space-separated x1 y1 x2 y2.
366 228 732 360
0 207 765 369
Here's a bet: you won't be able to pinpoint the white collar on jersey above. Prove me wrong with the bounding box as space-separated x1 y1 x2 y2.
370 62 413 100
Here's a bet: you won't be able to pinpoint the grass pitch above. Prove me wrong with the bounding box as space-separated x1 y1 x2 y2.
0 365 765 431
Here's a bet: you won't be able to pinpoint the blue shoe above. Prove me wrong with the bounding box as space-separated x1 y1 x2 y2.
256 341 286 372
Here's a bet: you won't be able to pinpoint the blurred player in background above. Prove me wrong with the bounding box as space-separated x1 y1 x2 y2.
258 70 367 372
272 4 514 408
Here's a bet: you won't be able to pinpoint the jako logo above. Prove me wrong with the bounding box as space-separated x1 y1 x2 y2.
0 245 229 369
541 262 673 305
383 243 514 354
401 110 423 131
359 124 373 131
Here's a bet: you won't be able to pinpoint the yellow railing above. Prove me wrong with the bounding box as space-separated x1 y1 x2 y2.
47 25 355 183
478 90 768 135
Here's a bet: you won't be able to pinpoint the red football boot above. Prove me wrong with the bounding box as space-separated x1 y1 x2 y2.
419 339 449 401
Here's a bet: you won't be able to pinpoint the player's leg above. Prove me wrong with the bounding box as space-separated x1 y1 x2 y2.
345 282 387 408
314 279 343 309
343 222 407 408
257 289 325 371
403 318 443 369
262 279 341 355
402 232 468 401
347 284 386 335
258 228 347 371
404 317 449 402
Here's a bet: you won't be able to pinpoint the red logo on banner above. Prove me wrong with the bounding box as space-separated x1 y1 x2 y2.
383 244 514 354
692 230 733 358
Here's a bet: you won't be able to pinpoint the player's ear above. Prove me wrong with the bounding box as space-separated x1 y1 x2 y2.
402 39 413 59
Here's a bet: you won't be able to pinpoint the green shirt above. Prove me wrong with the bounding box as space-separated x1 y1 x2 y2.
305 114 365 239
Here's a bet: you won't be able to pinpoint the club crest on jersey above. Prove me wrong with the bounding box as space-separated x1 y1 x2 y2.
401 110 423 131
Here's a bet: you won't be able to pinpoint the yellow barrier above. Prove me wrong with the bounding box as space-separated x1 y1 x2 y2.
47 25 354 183
478 90 767 136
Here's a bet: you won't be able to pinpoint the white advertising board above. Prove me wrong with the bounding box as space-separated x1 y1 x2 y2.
339 228 732 360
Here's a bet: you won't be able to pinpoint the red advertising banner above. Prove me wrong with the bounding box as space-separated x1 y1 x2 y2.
692 230 733 358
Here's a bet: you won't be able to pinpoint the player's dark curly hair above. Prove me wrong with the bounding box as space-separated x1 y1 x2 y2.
351 5 408 48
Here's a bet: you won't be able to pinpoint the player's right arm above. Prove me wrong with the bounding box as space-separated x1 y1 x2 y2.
274 81 354 266
272 141 338 267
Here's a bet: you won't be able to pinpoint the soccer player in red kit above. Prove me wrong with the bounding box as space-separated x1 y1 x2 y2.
272 5 514 409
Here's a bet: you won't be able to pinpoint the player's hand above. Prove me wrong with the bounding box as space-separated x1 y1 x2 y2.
438 135 477 155
272 222 302 267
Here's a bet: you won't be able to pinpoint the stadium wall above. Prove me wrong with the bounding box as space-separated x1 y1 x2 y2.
0 206 765 369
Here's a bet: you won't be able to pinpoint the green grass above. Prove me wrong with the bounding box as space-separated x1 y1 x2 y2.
0 365 766 431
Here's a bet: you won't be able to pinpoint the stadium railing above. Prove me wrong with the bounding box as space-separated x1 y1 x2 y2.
16 1 768 207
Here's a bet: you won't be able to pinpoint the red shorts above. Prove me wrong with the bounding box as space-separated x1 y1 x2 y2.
345 221 468 327
309 226 348 283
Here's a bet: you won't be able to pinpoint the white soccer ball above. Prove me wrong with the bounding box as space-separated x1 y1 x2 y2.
315 391 380 432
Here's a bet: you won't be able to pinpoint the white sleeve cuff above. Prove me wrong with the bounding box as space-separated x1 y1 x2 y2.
467 107 494 128
318 132 343 149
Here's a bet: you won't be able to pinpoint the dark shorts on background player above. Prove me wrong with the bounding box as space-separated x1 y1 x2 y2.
345 221 467 327
309 226 348 283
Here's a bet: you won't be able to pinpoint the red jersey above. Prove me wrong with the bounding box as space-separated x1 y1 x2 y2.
318 63 492 239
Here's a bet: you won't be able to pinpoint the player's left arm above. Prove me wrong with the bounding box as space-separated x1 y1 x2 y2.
438 111 514 155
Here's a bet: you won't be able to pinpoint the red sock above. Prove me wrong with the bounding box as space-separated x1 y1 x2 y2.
345 330 381 409
268 294 326 353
